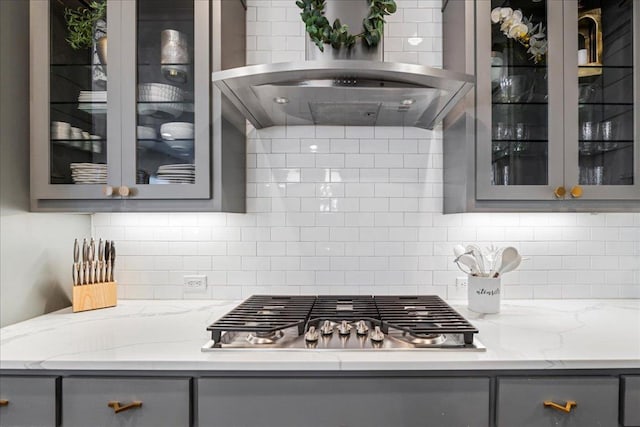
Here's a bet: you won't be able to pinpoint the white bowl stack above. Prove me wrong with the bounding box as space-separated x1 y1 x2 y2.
138 83 185 118
137 126 158 150
160 122 194 151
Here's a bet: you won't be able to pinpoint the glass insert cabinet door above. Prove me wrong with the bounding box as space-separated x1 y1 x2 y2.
476 0 565 200
565 0 640 200
120 0 210 199
31 0 121 200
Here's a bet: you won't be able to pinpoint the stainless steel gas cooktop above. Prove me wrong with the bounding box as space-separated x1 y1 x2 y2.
202 295 485 351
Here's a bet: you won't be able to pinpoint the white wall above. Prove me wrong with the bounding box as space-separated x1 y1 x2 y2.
93 0 639 300
0 0 91 327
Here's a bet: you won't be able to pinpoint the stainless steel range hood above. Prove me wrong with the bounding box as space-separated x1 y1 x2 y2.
212 60 474 130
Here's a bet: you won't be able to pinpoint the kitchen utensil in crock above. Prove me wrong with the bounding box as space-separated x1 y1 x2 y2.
496 247 521 277
455 253 480 276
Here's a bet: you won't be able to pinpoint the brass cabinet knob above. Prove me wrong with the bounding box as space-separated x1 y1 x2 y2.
117 186 130 197
0 399 8 406
108 401 142 414
570 185 583 198
553 186 566 199
544 400 577 413
103 185 115 197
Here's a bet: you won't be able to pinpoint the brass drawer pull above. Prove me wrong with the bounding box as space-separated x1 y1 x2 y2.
544 400 577 413
108 400 142 414
0 399 8 406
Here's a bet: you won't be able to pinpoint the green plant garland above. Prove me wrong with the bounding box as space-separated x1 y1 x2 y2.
296 0 397 52
64 0 106 50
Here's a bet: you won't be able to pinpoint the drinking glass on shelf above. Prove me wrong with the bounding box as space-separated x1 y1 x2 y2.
593 166 604 185
502 165 510 186
493 122 513 140
513 123 529 152
600 120 618 148
498 75 529 103
581 121 599 141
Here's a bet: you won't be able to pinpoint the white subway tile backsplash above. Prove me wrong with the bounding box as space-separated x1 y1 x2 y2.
93 1 639 300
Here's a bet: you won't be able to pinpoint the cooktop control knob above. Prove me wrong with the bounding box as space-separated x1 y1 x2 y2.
320 320 334 335
355 320 369 335
370 326 385 342
304 326 319 342
337 320 352 335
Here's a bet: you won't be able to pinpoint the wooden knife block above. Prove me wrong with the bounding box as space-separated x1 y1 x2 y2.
72 281 117 313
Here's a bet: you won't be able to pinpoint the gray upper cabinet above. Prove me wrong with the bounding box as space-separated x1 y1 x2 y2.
30 0 246 212
443 0 640 212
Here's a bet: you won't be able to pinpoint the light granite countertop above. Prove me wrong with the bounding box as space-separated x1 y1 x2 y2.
0 299 638 372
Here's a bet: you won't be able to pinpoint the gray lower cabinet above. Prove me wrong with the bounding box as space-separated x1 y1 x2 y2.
196 377 491 427
623 376 640 427
0 376 58 427
61 377 190 427
496 377 619 427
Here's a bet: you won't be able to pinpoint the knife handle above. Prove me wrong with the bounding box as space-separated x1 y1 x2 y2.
89 238 95 262
106 262 112 284
78 263 84 285
82 238 88 262
72 263 79 286
110 243 116 282
84 262 90 285
74 239 80 263
90 261 96 284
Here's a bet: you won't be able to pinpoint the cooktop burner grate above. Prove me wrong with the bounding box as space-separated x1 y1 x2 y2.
206 295 315 343
205 295 480 348
374 295 478 344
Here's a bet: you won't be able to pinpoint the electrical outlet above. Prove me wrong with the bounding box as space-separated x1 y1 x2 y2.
184 275 207 292
456 276 468 288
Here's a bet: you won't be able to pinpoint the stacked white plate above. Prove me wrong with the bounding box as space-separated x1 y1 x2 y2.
138 83 185 118
78 91 107 112
156 164 195 184
70 163 107 184
51 121 71 139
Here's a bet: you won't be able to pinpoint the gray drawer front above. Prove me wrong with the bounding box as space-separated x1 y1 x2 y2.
62 377 190 427
623 376 640 426
497 377 619 427
197 377 490 427
0 376 58 427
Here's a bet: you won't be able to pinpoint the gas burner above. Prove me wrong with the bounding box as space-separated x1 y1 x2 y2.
246 329 284 345
396 331 446 346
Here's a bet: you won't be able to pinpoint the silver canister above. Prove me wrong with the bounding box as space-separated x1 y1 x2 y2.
161 30 189 83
